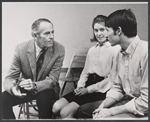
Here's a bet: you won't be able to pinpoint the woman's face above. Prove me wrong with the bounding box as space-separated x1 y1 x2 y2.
93 22 107 44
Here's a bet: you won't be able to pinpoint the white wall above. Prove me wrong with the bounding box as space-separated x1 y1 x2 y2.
2 2 148 72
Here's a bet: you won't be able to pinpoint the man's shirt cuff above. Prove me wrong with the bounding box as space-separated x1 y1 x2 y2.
125 98 144 116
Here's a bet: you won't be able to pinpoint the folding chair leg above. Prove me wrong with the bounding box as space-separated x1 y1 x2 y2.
18 103 26 119
60 81 67 97
26 102 30 119
23 103 26 119
18 104 24 119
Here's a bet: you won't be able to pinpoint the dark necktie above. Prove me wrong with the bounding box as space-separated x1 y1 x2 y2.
36 48 47 79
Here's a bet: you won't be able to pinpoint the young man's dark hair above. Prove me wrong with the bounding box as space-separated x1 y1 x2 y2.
106 9 137 37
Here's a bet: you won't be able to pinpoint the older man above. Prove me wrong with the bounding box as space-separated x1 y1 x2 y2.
2 18 65 119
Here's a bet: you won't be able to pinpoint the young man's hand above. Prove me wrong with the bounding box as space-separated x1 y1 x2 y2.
93 108 112 119
93 102 104 118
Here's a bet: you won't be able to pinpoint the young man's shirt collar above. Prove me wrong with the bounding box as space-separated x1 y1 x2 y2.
120 35 140 58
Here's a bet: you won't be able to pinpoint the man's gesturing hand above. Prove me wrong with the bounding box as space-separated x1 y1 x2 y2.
19 78 35 91
11 86 26 98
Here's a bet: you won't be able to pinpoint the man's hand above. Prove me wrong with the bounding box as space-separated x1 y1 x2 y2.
94 108 112 119
93 104 129 119
93 102 104 119
11 86 26 98
74 87 88 96
19 78 35 91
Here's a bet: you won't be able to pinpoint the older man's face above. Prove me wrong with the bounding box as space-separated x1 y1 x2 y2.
36 22 54 49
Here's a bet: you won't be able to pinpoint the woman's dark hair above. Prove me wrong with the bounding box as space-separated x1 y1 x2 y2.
90 15 107 42
106 9 137 37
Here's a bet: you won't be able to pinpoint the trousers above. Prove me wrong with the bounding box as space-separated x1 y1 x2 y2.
77 96 148 119
2 89 55 119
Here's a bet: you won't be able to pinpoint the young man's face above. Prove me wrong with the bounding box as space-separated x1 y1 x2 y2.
106 27 120 46
36 22 54 49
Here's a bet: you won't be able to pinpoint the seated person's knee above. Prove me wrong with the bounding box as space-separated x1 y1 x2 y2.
60 107 69 118
52 101 60 114
53 98 69 115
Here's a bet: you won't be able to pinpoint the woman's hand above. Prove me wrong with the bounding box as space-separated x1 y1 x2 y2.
74 87 88 96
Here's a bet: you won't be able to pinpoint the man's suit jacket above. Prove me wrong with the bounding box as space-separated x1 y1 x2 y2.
4 39 65 100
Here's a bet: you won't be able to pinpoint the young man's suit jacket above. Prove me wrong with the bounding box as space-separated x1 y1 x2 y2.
4 39 65 100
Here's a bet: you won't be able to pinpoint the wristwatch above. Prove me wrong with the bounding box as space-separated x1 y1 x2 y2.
32 82 37 95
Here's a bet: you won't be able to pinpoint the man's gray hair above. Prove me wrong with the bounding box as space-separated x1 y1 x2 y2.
31 18 53 37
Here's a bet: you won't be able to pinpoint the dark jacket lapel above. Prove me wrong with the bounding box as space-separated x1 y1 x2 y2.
37 43 54 80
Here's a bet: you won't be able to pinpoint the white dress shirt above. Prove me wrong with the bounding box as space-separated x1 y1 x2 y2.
35 41 42 59
106 35 148 116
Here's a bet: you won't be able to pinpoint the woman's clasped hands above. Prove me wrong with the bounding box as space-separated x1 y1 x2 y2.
73 87 88 96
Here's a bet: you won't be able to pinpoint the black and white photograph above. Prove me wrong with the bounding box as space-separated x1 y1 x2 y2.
2 2 148 120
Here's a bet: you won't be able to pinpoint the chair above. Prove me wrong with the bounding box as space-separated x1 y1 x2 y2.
18 50 87 119
18 99 56 119
17 73 38 119
59 50 87 97
18 100 38 119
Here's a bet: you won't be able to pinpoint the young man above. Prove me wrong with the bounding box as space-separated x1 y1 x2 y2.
77 9 148 119
2 18 65 119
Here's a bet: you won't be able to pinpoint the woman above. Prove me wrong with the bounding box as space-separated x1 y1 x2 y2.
52 15 120 119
